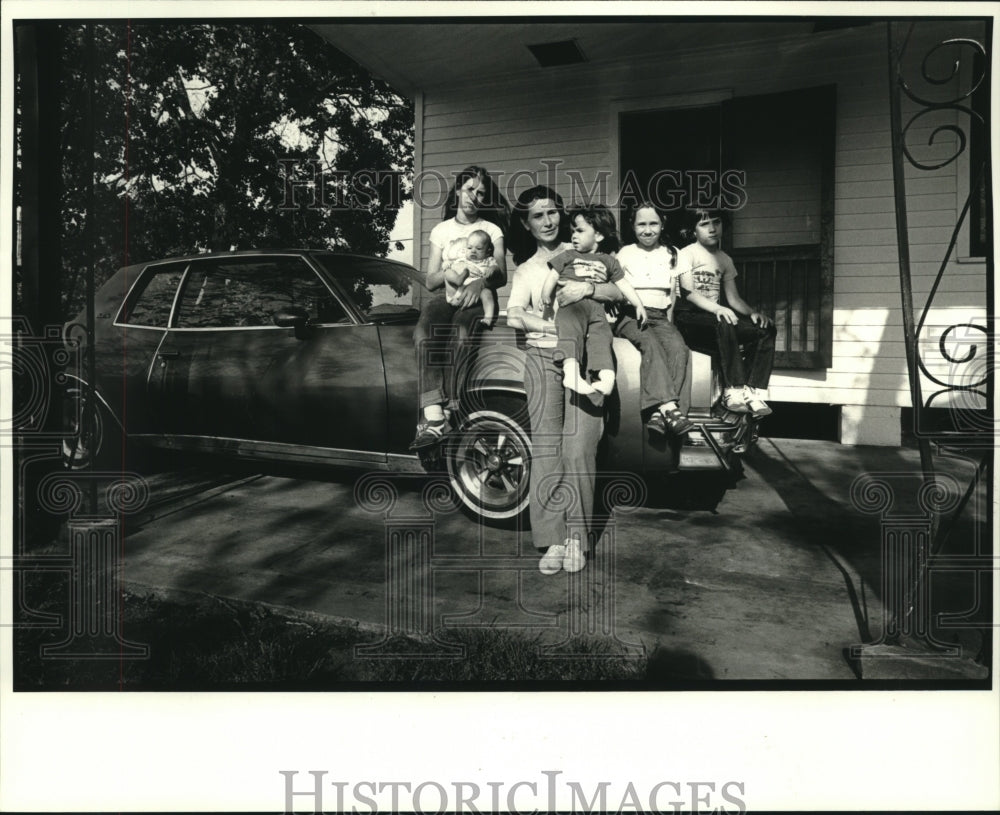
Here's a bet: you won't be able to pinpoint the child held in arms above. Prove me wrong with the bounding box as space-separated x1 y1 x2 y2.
445 229 500 327
541 204 646 404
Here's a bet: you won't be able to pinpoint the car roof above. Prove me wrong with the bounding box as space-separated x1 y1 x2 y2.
123 249 417 272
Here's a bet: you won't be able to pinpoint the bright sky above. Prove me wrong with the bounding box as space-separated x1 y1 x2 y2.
387 199 414 266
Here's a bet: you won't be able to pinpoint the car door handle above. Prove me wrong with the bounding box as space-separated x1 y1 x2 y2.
157 351 181 359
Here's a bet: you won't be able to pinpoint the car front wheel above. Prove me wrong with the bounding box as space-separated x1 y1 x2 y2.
446 398 531 523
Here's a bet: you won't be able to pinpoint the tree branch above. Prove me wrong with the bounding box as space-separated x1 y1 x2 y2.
173 69 224 174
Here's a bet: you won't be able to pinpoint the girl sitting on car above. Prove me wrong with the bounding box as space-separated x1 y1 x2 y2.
410 166 510 450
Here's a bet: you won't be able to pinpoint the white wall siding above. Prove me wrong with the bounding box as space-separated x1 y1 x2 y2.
414 22 988 412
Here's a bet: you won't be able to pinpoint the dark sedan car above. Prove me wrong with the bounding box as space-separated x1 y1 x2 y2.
61 250 754 520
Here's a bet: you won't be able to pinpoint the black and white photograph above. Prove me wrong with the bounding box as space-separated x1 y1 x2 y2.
1 1 997 811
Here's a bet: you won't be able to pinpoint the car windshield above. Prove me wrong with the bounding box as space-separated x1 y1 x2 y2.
313 254 426 320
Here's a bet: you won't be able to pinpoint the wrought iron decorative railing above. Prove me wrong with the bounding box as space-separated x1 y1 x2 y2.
883 20 993 649
888 22 993 440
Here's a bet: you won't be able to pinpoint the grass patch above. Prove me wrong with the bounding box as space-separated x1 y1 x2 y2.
13 568 648 689
355 630 646 683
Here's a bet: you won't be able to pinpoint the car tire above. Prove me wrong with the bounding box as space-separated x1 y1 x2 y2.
60 384 119 470
446 396 531 524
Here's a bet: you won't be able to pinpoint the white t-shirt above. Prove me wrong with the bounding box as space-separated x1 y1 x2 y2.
429 218 504 271
507 243 571 348
675 242 737 304
617 244 675 310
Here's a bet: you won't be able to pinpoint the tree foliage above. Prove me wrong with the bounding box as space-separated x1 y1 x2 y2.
35 22 413 320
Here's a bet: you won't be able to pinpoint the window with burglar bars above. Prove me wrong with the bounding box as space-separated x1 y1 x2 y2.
621 84 835 370
732 244 833 369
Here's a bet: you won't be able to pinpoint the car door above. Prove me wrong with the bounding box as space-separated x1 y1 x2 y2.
310 254 427 458
108 259 190 435
148 254 389 463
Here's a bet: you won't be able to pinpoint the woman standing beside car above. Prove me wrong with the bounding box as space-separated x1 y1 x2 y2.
410 166 510 450
505 186 622 574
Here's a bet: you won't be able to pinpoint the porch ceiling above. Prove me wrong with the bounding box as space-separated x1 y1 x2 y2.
310 20 819 96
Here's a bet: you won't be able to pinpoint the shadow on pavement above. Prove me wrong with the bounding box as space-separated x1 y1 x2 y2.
745 438 992 672
644 645 716 681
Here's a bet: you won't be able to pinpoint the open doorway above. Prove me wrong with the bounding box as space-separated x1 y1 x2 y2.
619 104 722 244
618 86 836 370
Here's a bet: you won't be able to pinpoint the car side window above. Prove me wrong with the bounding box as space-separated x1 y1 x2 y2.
314 255 421 321
353 276 416 319
119 261 188 326
174 256 349 328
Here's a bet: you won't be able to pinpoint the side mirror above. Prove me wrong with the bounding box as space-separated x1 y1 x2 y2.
272 307 310 340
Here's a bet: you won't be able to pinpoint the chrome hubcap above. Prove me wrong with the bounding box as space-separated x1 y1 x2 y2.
470 431 524 496
447 409 532 520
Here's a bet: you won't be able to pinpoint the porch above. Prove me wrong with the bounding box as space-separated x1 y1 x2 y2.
65 436 987 682
316 18 991 448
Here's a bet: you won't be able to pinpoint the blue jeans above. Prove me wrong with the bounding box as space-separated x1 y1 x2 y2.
614 307 689 409
554 298 614 374
412 293 485 410
673 307 776 390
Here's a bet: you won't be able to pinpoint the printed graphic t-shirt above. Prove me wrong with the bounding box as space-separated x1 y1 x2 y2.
675 242 737 305
548 249 624 285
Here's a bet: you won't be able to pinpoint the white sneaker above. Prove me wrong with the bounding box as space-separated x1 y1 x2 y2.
743 386 772 418
563 538 586 573
539 544 567 575
720 387 751 413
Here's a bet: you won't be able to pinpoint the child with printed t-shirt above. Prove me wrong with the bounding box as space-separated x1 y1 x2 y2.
672 207 776 418
541 204 646 405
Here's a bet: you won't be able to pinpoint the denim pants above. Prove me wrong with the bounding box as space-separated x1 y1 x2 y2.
553 298 614 374
412 293 485 410
614 307 689 408
673 307 776 390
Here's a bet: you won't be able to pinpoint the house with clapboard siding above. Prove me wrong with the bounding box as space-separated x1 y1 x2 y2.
315 18 991 446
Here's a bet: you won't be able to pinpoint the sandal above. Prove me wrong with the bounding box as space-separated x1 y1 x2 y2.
645 412 668 435
409 418 450 450
648 406 694 436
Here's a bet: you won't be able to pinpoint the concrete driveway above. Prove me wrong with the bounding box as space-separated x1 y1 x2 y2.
116 438 989 681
